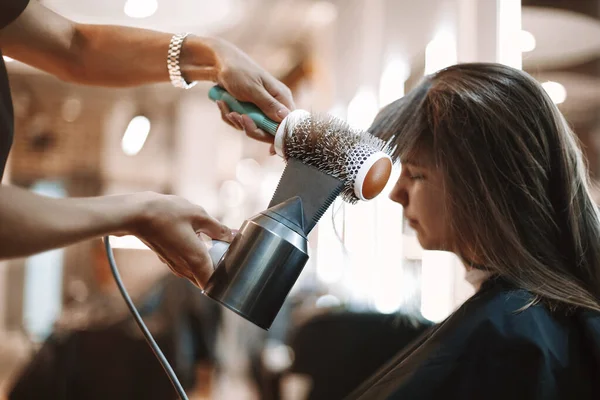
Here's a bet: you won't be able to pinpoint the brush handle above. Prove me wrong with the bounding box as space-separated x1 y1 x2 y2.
208 86 279 135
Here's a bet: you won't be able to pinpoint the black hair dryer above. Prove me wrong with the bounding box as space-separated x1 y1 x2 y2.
202 158 344 330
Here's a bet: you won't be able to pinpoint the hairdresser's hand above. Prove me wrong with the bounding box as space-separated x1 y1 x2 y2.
130 192 234 288
210 38 295 150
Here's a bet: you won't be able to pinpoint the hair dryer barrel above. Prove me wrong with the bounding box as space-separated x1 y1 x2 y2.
202 202 309 330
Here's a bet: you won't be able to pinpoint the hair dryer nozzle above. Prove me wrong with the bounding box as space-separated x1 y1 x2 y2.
269 158 344 234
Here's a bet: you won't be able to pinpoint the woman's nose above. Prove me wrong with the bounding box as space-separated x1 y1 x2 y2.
389 180 408 207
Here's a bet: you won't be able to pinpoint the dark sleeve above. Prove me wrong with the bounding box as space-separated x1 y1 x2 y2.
386 323 557 400
0 0 30 30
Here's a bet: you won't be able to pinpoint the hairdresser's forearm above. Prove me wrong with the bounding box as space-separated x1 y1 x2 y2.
67 24 221 87
0 185 141 259
0 0 222 87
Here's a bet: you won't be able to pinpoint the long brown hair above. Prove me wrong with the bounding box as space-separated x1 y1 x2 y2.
371 62 600 312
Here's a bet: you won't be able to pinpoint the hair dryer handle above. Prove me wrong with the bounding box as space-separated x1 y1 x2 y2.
208 86 279 135
208 240 230 268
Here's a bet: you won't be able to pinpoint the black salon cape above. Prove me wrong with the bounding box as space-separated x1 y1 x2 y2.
348 277 600 400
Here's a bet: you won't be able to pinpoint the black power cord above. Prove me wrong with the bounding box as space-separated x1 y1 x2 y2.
103 236 189 400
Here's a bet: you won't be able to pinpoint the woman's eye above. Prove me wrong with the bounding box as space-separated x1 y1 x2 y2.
409 174 424 180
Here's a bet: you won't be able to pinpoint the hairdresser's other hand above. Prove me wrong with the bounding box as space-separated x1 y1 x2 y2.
130 192 234 288
210 38 294 147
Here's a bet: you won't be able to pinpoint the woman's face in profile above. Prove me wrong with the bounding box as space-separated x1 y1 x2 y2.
388 156 452 252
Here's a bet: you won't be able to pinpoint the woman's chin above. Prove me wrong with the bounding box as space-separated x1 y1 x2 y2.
415 234 432 250
416 236 447 252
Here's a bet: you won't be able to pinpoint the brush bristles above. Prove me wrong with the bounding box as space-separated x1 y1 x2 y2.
282 113 391 203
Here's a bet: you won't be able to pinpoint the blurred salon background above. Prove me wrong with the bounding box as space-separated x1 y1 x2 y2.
1 0 599 399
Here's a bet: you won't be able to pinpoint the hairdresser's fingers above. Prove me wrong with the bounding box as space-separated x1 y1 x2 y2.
174 228 215 288
226 113 244 130
217 101 242 130
269 143 276 156
218 94 276 145
229 112 266 141
170 258 198 283
240 114 274 144
188 251 214 289
169 254 198 282
145 240 194 281
153 250 188 280
218 103 245 131
216 100 228 115
147 227 208 287
138 239 169 267
166 259 190 280
226 112 246 130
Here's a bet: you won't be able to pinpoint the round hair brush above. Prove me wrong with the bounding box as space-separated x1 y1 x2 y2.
209 86 393 203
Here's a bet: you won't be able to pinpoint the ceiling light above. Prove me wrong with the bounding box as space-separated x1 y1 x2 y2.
124 0 158 19
520 30 536 52
121 115 151 156
541 81 567 104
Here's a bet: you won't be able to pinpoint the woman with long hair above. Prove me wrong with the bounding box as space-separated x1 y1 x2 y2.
349 63 600 399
